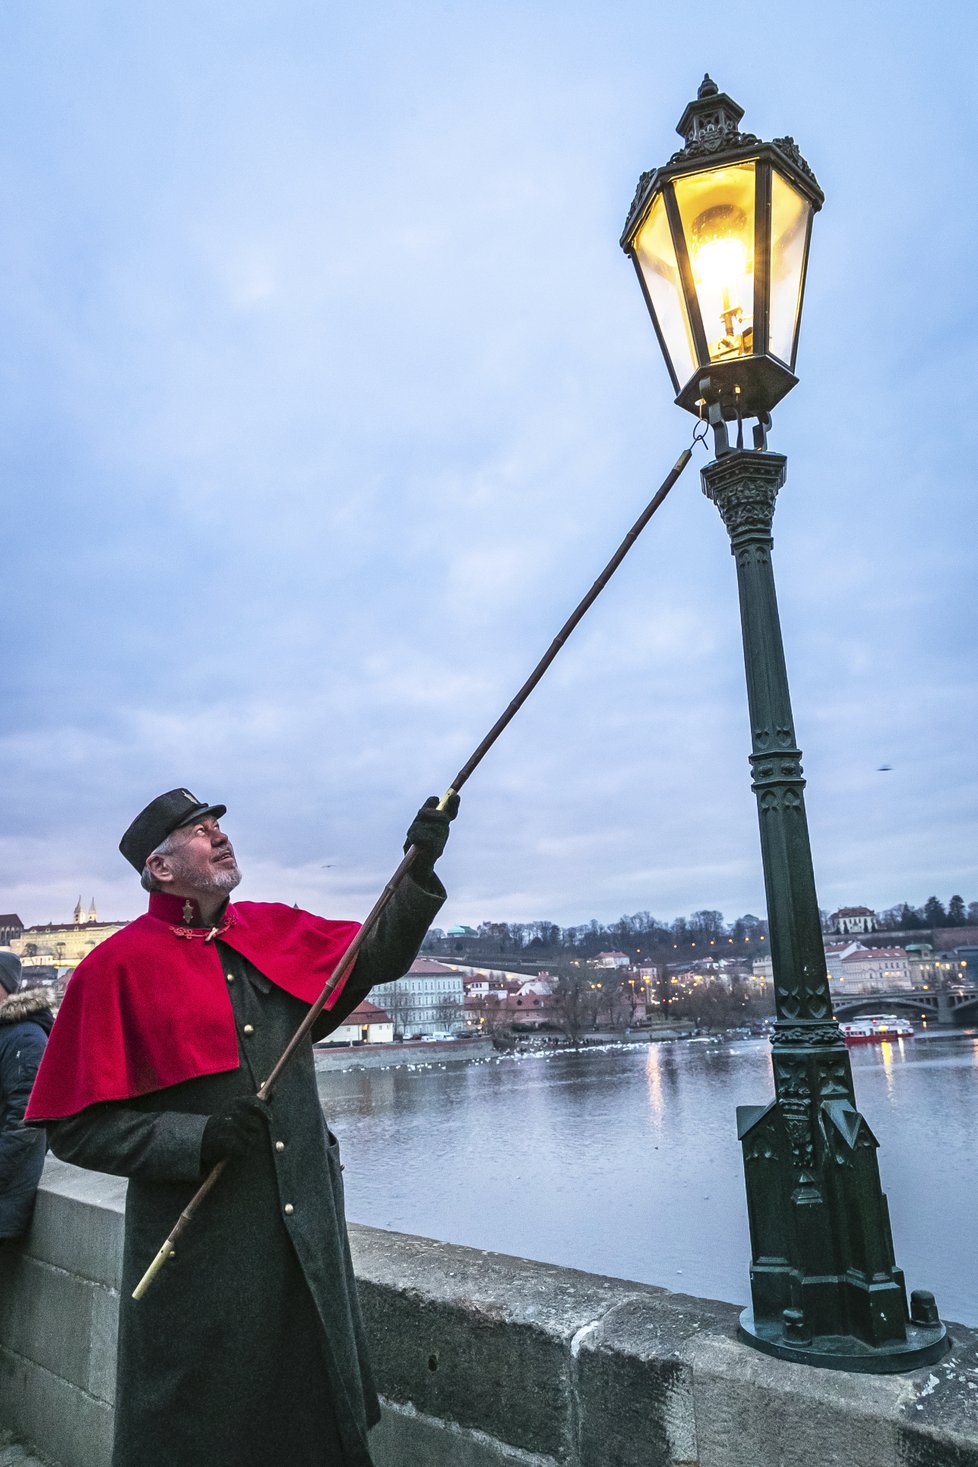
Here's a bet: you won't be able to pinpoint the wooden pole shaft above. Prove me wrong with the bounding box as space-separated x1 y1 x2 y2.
132 443 693 1300
446 447 692 794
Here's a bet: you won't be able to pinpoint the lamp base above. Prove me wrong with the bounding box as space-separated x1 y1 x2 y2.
676 354 797 420
738 1308 949 1374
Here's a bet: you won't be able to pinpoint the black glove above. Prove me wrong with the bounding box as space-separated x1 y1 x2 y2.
200 1095 271 1170
404 793 460 878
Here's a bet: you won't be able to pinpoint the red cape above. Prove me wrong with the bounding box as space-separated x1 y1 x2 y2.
25 892 360 1121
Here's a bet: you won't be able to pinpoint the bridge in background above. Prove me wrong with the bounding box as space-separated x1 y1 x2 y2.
833 987 978 1025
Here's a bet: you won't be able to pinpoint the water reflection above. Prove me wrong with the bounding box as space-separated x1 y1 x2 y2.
878 1039 897 1100
317 1033 978 1326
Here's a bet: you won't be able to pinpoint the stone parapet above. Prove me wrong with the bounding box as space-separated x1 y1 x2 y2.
2 1160 978 1466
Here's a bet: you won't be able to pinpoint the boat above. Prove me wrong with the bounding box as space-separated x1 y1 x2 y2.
841 1014 914 1045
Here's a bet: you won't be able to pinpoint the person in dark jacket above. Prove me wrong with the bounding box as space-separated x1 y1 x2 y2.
27 788 457 1467
0 951 55 1241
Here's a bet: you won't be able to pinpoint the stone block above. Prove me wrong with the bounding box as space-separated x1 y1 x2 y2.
0 1258 104 1390
372 1400 559 1467
898 1321 978 1466
361 1275 571 1455
0 1349 112 1467
686 1331 907 1467
574 1293 733 1466
26 1163 125 1289
86 1287 118 1405
351 1225 654 1458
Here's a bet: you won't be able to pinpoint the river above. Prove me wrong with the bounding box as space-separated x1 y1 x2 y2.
316 1030 978 1327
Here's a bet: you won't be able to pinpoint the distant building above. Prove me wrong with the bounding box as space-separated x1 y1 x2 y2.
0 914 24 947
593 951 630 970
371 957 465 1038
462 975 560 1032
754 941 865 990
824 941 867 984
955 948 978 983
323 1000 394 1046
838 947 911 994
12 899 127 970
463 977 511 1002
506 978 557 1029
829 906 876 936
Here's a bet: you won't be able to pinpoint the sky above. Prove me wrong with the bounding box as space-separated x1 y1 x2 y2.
1 2 975 933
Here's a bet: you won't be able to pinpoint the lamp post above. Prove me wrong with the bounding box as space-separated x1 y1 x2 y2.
621 77 948 1371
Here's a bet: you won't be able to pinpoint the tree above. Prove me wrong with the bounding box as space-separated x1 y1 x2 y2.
477 922 512 953
438 994 464 1032
968 902 978 925
673 980 736 1032
549 966 598 1044
467 992 513 1047
526 920 560 952
378 981 414 1039
947 895 966 926
690 910 725 941
671 917 690 946
923 896 947 927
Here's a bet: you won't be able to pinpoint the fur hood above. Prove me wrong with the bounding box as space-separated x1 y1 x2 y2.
0 985 57 1025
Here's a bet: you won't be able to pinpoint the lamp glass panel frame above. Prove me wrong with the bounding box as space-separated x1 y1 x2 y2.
672 162 757 369
631 191 697 391
768 170 814 369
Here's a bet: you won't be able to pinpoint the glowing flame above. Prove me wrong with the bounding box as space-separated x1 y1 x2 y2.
690 203 752 358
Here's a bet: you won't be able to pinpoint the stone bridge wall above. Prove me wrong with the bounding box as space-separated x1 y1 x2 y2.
2 1160 978 1467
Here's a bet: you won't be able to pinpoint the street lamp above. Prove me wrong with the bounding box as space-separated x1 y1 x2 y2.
622 77 948 1371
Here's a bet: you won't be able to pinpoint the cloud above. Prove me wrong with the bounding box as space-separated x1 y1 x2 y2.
1 2 975 930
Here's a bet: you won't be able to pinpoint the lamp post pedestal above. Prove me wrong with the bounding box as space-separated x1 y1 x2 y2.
703 448 948 1371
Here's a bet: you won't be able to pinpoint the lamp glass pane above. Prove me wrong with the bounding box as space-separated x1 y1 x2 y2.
633 192 696 386
769 171 812 366
673 162 756 365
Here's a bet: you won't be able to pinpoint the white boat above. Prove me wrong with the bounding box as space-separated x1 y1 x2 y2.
841 1013 914 1045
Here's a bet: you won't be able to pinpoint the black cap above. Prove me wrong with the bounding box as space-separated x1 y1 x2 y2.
119 789 228 872
0 950 22 994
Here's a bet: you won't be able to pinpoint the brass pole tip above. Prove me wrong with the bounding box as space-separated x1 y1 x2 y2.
132 1242 175 1300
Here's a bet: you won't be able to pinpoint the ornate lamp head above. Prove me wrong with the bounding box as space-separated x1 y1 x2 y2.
621 76 822 425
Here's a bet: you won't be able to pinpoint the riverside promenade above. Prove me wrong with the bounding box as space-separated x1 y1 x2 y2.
3 1160 978 1466
312 1028 693 1071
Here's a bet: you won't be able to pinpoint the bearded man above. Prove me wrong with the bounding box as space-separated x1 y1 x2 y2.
26 788 457 1467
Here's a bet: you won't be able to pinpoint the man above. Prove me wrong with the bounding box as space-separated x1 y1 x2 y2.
26 788 457 1467
0 952 55 1243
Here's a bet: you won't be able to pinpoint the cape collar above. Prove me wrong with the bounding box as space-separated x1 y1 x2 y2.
148 890 234 940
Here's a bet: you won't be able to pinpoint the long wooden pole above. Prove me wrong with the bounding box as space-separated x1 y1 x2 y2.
133 442 694 1299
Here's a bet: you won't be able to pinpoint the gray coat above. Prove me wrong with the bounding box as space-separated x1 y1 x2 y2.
48 875 443 1467
0 986 55 1239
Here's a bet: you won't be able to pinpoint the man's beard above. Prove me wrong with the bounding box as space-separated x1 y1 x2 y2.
209 862 242 895
168 850 242 896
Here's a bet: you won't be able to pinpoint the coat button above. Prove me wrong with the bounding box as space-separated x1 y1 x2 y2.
243 1024 255 1036
226 973 234 983
275 1140 285 1152
284 1203 294 1215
